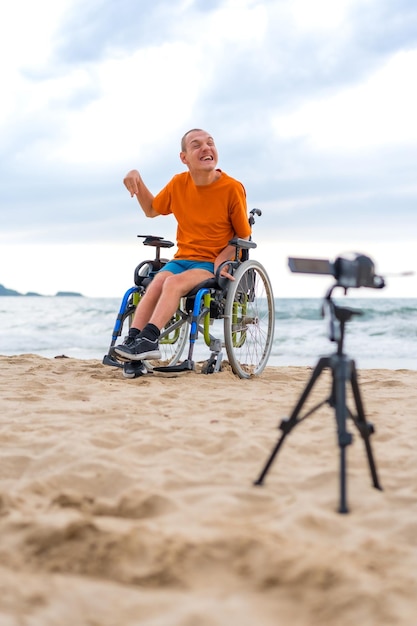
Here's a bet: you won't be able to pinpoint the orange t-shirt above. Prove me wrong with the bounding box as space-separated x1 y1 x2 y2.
152 170 251 262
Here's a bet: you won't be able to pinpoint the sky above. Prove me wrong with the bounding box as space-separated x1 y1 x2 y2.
1 0 416 299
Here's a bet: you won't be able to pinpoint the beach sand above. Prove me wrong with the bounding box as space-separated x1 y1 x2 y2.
1 353 416 626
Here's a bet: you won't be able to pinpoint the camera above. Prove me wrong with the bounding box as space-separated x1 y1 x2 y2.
288 252 385 290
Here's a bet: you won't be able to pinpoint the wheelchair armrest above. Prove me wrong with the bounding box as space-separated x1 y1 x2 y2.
137 235 175 248
229 237 257 250
134 275 153 288
134 259 168 286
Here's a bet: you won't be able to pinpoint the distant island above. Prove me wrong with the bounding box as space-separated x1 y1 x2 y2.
0 284 83 297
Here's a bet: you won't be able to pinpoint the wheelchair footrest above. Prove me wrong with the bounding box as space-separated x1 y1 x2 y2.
103 353 124 368
201 351 223 374
152 359 195 374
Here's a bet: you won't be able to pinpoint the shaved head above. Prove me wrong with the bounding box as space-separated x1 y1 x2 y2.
181 128 206 151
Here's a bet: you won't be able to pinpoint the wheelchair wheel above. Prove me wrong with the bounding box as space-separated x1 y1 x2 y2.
120 294 188 369
223 260 275 378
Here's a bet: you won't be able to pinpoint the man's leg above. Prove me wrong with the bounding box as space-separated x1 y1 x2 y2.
115 268 214 361
130 271 172 331
148 268 213 329
114 272 172 366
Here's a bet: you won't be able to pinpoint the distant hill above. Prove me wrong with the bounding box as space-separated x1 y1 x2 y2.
0 284 22 296
0 284 83 297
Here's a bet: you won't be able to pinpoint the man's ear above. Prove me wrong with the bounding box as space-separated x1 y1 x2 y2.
179 151 188 164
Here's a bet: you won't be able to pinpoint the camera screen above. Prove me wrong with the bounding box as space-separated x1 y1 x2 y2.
288 257 333 275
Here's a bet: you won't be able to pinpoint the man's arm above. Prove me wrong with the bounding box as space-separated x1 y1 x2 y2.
214 237 250 281
123 169 159 218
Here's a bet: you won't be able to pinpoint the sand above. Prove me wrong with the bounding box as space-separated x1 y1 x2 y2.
0 353 416 626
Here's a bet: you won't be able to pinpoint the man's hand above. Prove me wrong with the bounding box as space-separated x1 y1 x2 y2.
123 170 157 217
215 262 235 281
123 170 142 197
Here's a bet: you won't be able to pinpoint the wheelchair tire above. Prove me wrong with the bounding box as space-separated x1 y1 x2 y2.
223 260 275 378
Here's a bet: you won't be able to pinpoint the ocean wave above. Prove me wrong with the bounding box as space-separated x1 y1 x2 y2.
0 296 416 370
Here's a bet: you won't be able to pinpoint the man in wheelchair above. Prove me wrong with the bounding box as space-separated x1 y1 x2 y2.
113 129 252 374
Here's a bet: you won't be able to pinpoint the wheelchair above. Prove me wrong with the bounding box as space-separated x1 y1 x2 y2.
103 208 275 379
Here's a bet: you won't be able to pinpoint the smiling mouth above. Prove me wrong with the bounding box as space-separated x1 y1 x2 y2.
201 155 213 161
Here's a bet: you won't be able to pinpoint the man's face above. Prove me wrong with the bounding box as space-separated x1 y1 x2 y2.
180 130 218 173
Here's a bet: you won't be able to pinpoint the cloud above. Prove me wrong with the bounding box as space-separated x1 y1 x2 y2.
0 0 416 297
272 50 417 150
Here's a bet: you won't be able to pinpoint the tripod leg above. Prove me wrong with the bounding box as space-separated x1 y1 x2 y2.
350 361 383 491
254 357 329 486
253 431 287 486
332 356 353 514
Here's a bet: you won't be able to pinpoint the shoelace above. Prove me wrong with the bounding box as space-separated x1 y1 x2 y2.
123 335 136 347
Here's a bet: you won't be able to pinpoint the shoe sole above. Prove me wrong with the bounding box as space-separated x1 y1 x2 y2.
122 371 136 379
114 347 161 362
123 370 148 379
113 347 133 362
123 363 148 379
129 350 161 361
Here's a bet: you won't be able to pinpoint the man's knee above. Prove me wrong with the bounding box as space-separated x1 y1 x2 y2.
158 272 189 298
150 271 171 288
160 272 179 291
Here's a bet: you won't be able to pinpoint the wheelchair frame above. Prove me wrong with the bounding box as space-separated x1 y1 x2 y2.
103 209 275 379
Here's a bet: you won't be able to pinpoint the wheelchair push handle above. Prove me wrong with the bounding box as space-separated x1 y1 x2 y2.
249 208 262 226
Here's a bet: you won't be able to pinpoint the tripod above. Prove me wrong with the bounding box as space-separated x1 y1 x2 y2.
254 287 383 513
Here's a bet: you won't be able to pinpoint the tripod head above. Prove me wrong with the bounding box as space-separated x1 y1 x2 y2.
322 285 363 353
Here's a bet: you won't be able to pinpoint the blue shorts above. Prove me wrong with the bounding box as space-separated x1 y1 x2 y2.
159 260 214 275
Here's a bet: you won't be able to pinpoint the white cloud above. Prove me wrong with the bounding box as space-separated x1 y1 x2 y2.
289 0 362 31
0 0 74 118
49 44 202 165
209 0 267 43
3 0 268 168
0 0 72 67
1 0 416 300
273 49 417 150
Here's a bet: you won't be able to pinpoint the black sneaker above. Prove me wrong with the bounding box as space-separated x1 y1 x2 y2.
112 334 138 361
114 336 161 361
123 360 148 379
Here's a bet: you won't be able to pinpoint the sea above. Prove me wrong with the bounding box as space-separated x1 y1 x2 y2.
0 296 416 371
